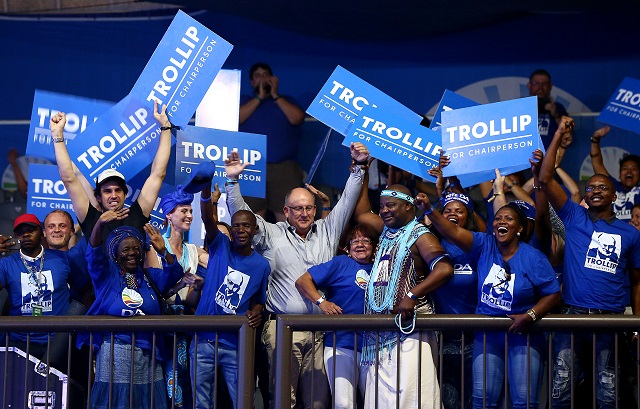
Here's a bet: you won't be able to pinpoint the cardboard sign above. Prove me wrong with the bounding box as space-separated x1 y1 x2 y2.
130 10 233 127
175 126 266 198
306 65 421 136
26 90 114 162
441 96 541 180
65 94 171 184
343 105 441 181
27 164 74 221
597 77 640 134
430 90 479 132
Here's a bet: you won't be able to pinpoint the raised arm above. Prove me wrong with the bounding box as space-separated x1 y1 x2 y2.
200 181 218 243
415 192 474 252
530 149 552 253
589 126 611 177
305 183 331 219
555 166 582 203
137 101 172 217
51 112 92 223
353 160 385 235
539 116 574 211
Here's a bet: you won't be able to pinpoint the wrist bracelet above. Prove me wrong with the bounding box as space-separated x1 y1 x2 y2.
315 295 326 305
354 159 368 166
273 95 280 101
160 124 179 131
225 178 238 184
507 181 516 189
526 308 538 322
53 136 65 143
423 208 433 216
256 96 263 102
200 196 211 202
590 137 600 144
590 152 601 158
533 185 542 190
494 191 503 196
211 202 218 205
162 248 169 258
406 291 418 300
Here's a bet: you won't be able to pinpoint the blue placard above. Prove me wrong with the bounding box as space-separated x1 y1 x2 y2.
441 96 541 179
306 65 422 136
27 164 75 222
343 105 441 181
130 10 233 127
175 126 267 198
597 77 640 134
65 94 171 184
430 90 479 132
26 90 114 162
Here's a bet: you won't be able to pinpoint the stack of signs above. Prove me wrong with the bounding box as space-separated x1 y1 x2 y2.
597 77 640 134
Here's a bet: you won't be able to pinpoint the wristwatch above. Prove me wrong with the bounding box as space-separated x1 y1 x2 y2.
315 295 326 305
526 308 538 322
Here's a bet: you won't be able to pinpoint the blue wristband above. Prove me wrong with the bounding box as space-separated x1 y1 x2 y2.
423 208 433 216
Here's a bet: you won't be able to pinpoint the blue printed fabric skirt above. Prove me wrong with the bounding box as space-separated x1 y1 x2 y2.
91 339 167 409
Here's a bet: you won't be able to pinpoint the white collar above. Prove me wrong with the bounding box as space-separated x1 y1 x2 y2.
20 246 44 262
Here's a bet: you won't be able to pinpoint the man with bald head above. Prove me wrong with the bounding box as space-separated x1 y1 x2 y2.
224 142 370 409
539 117 640 408
354 183 453 408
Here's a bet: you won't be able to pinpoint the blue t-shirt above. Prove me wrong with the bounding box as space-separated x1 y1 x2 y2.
239 95 303 163
611 176 640 222
195 233 270 347
82 244 183 355
538 101 568 149
431 240 478 314
0 249 80 343
471 232 559 316
66 238 92 306
308 255 371 351
557 199 640 312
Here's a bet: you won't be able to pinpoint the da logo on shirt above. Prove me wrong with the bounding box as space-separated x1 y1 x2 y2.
355 269 370 290
585 232 621 274
122 288 144 309
453 263 474 275
480 263 514 312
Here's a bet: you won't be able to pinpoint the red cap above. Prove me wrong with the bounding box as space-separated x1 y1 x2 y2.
13 214 42 231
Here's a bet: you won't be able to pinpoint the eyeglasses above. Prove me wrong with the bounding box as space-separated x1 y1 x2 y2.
585 185 612 193
350 238 373 245
285 205 316 214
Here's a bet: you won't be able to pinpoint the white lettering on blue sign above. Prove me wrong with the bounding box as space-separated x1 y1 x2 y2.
181 142 261 165
32 179 68 195
328 81 370 111
360 116 441 156
445 115 532 143
146 27 200 105
616 89 640 107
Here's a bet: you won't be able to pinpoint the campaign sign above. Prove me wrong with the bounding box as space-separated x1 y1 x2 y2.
26 90 114 162
441 96 540 180
125 171 174 235
66 94 172 184
188 191 231 248
307 65 422 136
27 164 75 222
430 90 479 132
130 10 233 128
175 126 266 198
597 77 640 134
343 104 441 181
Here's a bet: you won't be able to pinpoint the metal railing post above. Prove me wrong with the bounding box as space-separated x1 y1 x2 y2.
275 316 293 408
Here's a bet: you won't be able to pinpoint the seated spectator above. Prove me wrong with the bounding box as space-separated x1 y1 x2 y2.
295 224 378 409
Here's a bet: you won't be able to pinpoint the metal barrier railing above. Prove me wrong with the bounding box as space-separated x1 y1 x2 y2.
274 313 640 409
0 315 256 409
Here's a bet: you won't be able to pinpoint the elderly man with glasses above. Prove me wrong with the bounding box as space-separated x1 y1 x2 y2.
224 142 370 409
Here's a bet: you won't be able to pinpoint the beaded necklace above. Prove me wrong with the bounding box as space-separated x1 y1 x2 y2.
20 248 45 301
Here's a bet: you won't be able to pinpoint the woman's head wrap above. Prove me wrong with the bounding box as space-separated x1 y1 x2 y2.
159 185 194 217
106 226 145 263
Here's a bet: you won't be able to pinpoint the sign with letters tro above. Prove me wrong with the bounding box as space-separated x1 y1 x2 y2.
26 90 114 163
343 104 441 181
27 164 74 222
176 126 267 198
597 77 640 134
306 65 422 136
130 9 233 128
441 96 540 182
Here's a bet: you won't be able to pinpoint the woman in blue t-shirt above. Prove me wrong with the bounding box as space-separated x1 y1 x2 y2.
84 209 184 409
295 224 378 409
416 193 560 409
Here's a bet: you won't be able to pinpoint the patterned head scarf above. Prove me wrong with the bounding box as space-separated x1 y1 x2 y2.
442 192 474 211
159 185 194 217
106 226 145 263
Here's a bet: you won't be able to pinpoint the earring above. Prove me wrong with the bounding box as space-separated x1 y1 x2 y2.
517 232 521 237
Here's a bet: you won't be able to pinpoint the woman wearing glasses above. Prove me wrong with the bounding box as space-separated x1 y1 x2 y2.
415 193 560 409
295 224 378 409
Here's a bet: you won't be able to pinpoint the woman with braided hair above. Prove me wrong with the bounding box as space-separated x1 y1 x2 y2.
82 208 184 409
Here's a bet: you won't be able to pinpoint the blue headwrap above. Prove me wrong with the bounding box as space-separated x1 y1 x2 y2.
508 200 536 221
442 192 474 211
159 185 194 217
106 226 145 263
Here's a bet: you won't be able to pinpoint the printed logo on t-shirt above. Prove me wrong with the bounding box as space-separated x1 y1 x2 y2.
538 114 550 138
584 231 621 274
480 263 514 312
453 263 474 275
21 269 54 314
215 267 250 314
122 288 144 309
614 190 638 221
355 269 370 290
